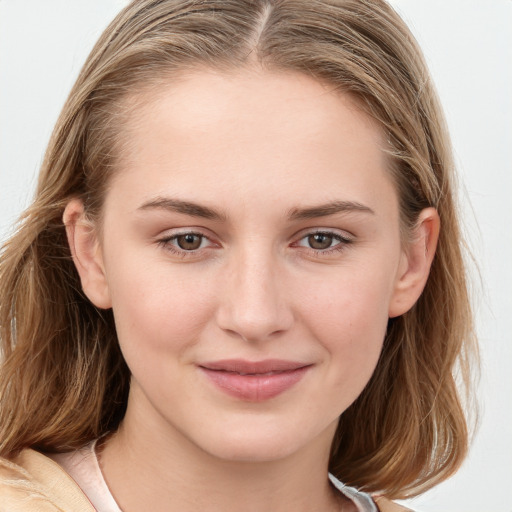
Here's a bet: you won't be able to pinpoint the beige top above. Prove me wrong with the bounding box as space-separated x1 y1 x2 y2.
0 447 411 512
0 448 95 511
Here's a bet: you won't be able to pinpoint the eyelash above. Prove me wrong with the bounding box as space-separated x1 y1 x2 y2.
157 232 212 258
292 230 354 256
157 230 353 258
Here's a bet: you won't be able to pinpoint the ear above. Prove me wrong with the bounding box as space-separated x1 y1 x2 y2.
388 207 440 318
63 198 112 309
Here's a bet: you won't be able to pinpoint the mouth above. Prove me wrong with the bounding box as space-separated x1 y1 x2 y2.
198 359 312 401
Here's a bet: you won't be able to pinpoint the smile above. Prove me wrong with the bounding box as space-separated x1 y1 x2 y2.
198 359 312 402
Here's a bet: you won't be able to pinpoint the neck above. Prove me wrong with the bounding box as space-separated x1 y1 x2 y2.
99 389 346 512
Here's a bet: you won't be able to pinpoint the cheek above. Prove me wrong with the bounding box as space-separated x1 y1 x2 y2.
104 251 216 363
298 262 393 337
295 265 393 394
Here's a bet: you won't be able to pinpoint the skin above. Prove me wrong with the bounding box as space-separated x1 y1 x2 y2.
64 67 439 512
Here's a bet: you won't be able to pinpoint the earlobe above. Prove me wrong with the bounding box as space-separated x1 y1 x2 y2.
63 199 112 309
388 207 440 318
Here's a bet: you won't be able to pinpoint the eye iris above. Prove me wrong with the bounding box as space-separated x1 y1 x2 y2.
176 234 202 250
308 233 333 250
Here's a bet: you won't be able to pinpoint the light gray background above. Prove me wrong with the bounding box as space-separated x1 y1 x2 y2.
1 2 511 511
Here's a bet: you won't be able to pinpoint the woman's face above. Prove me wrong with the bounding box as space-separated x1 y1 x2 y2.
75 68 427 462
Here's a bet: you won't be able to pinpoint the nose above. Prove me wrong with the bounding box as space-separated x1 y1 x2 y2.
215 247 294 343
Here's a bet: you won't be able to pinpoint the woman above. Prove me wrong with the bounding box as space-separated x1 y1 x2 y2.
0 1 476 511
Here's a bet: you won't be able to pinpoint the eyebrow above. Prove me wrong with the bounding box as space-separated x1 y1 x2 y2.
287 200 375 220
138 197 227 221
137 197 374 222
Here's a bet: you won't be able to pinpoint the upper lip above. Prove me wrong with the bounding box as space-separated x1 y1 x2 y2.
199 359 311 375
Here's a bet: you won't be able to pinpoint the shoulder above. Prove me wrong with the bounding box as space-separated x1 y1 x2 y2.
329 473 414 512
373 496 415 512
0 449 95 512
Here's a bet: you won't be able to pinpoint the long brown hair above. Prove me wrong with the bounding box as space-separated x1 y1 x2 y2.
0 0 476 498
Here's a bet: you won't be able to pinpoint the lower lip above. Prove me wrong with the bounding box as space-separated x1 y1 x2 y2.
199 366 311 401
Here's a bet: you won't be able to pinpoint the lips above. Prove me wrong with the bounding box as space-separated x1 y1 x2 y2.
198 359 311 401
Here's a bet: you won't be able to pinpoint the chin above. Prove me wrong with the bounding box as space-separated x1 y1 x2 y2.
192 417 334 464
204 436 301 463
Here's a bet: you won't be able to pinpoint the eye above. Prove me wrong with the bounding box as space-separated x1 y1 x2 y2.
304 233 338 250
294 230 353 253
174 233 205 251
158 231 214 253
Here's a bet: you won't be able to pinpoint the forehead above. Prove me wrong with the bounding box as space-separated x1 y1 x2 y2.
109 67 394 217
123 67 385 154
